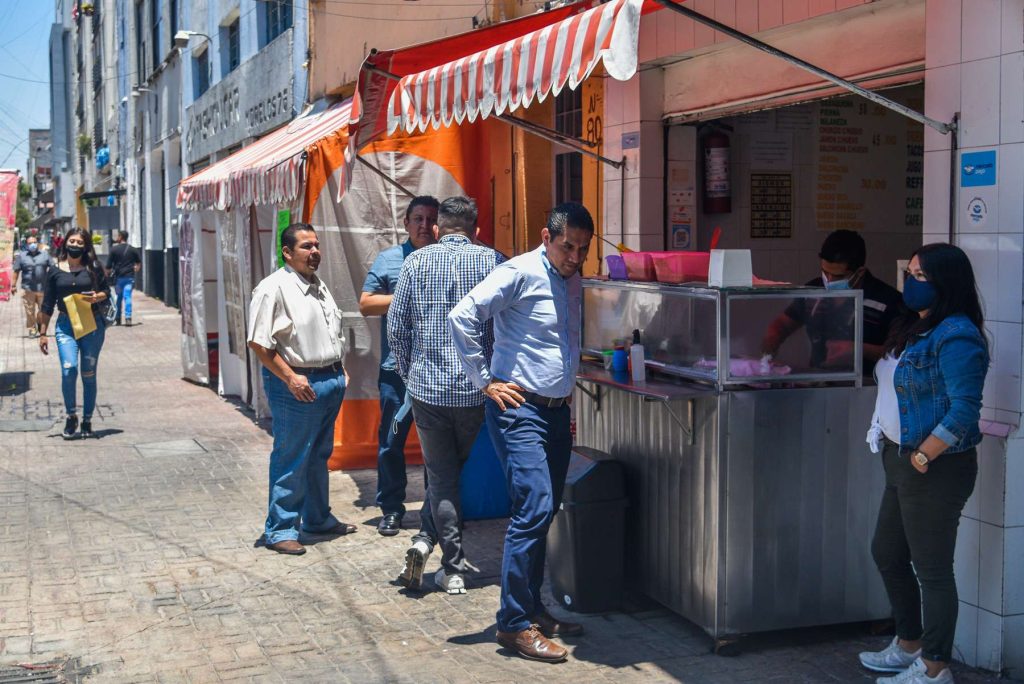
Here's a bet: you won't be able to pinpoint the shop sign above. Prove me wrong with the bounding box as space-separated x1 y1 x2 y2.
961 150 997 187
750 173 792 239
185 31 295 165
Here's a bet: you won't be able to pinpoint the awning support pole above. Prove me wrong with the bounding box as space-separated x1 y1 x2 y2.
355 155 416 198
652 0 956 135
496 114 625 169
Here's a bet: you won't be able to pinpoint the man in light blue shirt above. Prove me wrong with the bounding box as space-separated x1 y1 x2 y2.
360 196 439 538
448 202 593 664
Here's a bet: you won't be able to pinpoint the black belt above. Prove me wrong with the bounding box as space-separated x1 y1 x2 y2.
290 360 344 375
520 390 570 408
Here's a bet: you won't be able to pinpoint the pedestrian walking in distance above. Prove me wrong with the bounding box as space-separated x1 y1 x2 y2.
449 202 593 663
247 223 358 556
12 235 53 338
859 243 989 684
387 196 505 594
105 230 142 326
37 227 111 440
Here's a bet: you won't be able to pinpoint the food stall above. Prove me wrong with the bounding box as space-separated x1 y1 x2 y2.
572 275 890 648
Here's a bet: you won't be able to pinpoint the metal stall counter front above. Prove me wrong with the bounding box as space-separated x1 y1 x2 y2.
573 279 890 650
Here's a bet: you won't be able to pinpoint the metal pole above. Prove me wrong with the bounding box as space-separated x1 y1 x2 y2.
355 155 416 198
495 114 625 169
652 0 956 136
948 112 960 245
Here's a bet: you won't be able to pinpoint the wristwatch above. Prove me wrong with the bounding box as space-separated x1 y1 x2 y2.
911 449 930 467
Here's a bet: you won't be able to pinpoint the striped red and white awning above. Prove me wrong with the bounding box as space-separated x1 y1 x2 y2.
177 100 354 212
386 0 644 136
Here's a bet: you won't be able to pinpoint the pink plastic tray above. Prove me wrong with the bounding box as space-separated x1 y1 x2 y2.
651 252 712 284
621 252 657 281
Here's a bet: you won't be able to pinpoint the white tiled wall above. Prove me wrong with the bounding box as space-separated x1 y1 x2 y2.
998 143 1023 234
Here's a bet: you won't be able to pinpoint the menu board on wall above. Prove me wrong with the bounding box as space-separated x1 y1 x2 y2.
750 173 793 238
815 96 924 232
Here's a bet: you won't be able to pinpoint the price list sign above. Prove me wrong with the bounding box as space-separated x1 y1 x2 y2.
750 173 793 238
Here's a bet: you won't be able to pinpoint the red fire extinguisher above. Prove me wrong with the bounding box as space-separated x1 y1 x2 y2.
703 129 731 214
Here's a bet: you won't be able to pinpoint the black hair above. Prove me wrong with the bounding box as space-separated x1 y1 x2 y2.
437 196 478 235
117 230 129 242
546 202 594 239
819 229 866 270
884 242 987 356
59 226 106 289
405 195 440 221
281 223 316 252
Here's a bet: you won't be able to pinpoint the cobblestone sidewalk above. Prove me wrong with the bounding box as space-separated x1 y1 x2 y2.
0 293 1012 683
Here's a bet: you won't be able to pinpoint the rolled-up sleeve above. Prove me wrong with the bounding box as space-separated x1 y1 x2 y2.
930 328 989 445
448 266 520 391
247 287 289 350
387 260 415 380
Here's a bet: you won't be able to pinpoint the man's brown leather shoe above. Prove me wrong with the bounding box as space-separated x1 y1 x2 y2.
496 625 568 663
266 540 306 555
533 610 584 638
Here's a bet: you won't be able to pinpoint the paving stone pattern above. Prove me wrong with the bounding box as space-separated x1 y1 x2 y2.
0 294 1013 683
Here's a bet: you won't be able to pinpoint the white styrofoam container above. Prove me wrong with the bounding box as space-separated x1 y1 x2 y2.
709 249 753 287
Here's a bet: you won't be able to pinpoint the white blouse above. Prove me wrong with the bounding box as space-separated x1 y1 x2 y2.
866 354 901 453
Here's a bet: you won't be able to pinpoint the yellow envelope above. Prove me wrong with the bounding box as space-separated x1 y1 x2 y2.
63 293 97 339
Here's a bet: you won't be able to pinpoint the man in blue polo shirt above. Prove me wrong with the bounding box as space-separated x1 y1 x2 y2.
360 195 439 538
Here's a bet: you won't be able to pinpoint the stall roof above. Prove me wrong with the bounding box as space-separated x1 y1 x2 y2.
177 100 354 212
383 0 646 136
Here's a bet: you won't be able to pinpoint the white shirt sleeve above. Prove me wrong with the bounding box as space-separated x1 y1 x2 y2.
247 286 290 350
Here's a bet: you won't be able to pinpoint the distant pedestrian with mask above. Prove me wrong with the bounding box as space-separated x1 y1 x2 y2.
37 227 110 439
106 230 142 326
12 235 53 338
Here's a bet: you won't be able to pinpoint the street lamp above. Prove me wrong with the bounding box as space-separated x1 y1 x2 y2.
173 30 212 50
131 86 153 98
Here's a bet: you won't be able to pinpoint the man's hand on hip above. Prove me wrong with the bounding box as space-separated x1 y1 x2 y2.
287 373 317 402
484 381 525 411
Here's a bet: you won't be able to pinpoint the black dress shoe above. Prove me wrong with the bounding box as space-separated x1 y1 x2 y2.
377 513 403 536
62 415 79 440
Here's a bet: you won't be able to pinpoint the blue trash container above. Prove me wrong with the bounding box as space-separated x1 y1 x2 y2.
460 429 511 520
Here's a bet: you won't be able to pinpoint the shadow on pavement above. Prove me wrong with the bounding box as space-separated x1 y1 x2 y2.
0 371 33 396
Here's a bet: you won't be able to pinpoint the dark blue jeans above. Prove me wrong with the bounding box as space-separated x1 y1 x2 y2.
376 368 436 544
262 367 346 544
114 276 135 322
486 399 572 633
54 314 106 418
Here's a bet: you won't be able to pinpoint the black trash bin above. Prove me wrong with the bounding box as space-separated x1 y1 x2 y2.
547 446 627 613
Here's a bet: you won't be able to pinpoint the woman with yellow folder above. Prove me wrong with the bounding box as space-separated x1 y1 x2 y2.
37 228 111 439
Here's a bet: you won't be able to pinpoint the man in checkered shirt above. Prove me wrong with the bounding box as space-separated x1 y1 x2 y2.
387 196 505 594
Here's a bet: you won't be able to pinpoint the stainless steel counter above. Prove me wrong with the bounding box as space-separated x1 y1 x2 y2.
574 366 890 641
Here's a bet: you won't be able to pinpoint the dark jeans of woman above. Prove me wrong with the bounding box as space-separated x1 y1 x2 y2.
871 440 977 663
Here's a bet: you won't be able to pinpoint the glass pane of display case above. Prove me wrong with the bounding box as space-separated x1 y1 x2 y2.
725 290 862 384
582 281 718 382
582 280 862 388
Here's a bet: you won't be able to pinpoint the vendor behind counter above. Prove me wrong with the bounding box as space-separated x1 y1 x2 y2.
762 230 905 376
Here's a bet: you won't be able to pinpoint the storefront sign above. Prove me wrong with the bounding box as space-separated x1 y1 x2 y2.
961 150 997 187
750 173 792 238
185 31 295 164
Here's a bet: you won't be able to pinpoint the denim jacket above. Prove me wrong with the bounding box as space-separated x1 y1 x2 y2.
894 314 989 453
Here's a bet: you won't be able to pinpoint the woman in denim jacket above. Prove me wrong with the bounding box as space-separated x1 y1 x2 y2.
859 243 989 684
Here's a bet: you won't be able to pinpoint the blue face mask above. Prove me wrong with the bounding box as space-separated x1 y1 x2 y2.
822 272 851 290
903 275 937 312
27 243 38 253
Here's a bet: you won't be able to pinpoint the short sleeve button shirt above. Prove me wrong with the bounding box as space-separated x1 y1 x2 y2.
247 266 346 368
361 240 414 371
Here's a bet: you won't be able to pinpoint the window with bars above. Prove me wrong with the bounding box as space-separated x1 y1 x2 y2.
222 19 240 76
150 0 161 73
135 1 146 78
193 49 209 98
263 0 293 47
554 88 583 205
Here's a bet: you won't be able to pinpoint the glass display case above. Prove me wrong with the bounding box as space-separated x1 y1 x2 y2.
582 279 863 388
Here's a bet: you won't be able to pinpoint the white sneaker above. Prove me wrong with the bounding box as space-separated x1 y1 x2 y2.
434 568 466 594
398 540 431 591
877 658 955 684
860 637 922 673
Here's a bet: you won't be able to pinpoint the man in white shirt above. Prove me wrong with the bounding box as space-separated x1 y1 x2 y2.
247 223 357 555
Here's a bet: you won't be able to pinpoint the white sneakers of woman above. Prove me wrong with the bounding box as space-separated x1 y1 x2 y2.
434 568 466 594
860 637 921 673
876 657 954 684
